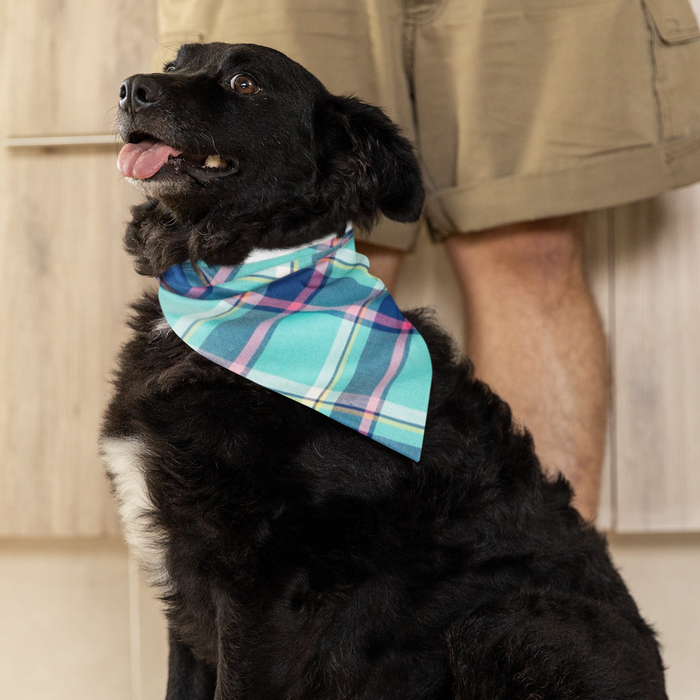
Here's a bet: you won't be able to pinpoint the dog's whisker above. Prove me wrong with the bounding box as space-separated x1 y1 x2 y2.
204 133 219 155
191 130 220 157
304 152 323 178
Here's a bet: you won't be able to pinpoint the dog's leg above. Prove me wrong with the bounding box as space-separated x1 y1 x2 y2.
166 627 217 700
446 593 667 700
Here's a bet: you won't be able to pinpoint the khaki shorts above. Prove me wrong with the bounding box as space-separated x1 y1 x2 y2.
157 0 700 250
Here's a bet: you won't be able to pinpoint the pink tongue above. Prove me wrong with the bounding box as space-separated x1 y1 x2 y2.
117 140 184 179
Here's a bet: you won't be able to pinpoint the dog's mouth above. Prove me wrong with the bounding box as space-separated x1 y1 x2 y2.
117 132 238 182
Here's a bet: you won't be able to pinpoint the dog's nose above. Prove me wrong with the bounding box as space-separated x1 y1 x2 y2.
119 75 163 113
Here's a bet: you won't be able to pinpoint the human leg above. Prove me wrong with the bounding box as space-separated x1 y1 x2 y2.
444 215 608 521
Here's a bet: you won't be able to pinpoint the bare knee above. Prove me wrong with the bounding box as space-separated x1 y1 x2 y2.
446 215 587 303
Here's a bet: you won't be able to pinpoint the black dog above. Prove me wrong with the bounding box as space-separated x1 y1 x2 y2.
102 42 667 700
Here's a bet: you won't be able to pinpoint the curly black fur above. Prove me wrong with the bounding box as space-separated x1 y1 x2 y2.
118 43 423 276
102 43 667 700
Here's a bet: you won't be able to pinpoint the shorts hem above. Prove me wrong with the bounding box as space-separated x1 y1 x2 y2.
665 132 700 188
424 141 700 239
355 218 422 252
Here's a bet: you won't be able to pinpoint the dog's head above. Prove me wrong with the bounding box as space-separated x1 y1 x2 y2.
117 43 424 274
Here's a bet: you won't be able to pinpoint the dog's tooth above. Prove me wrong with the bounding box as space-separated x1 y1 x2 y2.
204 155 225 168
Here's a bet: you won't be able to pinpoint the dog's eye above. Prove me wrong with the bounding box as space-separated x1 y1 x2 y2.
231 74 260 95
164 62 177 73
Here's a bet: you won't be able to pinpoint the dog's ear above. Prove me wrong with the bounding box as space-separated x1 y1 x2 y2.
317 95 425 224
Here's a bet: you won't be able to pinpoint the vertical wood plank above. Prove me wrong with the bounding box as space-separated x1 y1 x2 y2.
5 0 159 136
0 149 147 535
614 189 700 531
583 210 615 530
0 0 158 535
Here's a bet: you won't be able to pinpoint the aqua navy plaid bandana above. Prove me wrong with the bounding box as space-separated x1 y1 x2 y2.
158 225 433 461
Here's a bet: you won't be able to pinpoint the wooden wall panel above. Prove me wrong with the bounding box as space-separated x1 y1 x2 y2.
5 0 158 136
613 190 700 531
3 0 700 537
0 0 158 535
0 148 148 535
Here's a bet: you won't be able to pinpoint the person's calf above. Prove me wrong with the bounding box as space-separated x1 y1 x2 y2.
445 215 608 521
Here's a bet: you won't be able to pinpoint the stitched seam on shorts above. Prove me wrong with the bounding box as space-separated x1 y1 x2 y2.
665 131 700 163
644 3 667 143
404 0 449 25
402 5 418 131
402 5 434 193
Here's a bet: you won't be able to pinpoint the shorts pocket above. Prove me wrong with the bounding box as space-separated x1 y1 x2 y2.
644 0 700 43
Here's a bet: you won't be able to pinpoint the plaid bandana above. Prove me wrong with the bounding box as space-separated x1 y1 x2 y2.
158 225 433 461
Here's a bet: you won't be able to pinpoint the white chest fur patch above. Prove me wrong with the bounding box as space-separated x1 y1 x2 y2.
100 436 170 589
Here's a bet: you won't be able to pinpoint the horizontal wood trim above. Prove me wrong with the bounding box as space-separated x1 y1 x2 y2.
5 135 122 148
